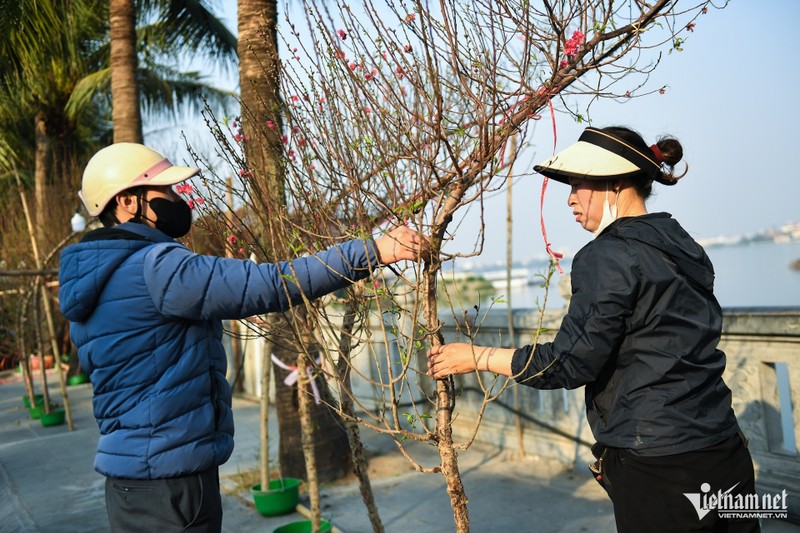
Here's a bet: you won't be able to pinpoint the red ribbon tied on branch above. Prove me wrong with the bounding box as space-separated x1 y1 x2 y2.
538 91 564 274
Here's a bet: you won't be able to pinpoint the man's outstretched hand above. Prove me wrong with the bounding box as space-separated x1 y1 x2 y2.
375 225 430 264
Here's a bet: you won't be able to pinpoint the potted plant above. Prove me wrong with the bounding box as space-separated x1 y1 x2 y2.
250 336 301 516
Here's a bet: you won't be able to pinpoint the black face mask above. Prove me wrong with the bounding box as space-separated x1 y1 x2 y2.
147 197 193 238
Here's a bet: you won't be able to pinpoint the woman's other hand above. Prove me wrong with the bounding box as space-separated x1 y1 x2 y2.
427 343 515 379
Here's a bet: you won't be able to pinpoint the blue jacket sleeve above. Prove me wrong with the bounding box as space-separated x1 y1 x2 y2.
143 239 380 320
511 238 639 389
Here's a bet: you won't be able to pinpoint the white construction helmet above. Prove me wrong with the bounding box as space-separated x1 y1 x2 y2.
79 143 200 216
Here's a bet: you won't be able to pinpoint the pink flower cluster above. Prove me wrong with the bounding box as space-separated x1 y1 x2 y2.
564 30 585 57
186 198 204 210
174 183 205 210
175 183 193 195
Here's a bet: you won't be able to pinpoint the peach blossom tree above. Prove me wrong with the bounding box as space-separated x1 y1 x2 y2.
191 1 721 531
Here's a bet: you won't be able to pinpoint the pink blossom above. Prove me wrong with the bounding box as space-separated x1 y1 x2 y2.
404 44 412 53
335 50 346 60
337 29 347 40
193 198 204 206
265 120 276 130
234 133 243 143
373 280 381 289
187 199 195 210
564 30 585 57
405 13 416 23
659 87 666 95
559 59 568 69
281 134 288 144
238 248 245 255
349 62 357 70
290 95 299 102
228 235 237 244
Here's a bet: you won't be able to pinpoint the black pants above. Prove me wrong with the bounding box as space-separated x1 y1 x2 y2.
105 468 222 532
598 434 761 533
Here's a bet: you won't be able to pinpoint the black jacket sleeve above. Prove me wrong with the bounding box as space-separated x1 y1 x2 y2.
511 237 639 389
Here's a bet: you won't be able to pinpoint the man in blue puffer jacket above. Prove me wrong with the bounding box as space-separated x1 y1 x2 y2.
59 143 426 532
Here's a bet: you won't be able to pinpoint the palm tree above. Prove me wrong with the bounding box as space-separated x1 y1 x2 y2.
0 0 107 250
0 0 237 367
237 0 354 503
1 0 236 244
108 0 237 142
110 0 142 143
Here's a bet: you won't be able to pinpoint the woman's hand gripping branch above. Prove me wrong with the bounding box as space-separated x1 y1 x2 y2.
427 343 515 379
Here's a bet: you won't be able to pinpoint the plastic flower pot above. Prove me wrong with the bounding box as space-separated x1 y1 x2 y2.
251 478 301 516
22 394 44 408
272 520 332 533
28 405 46 419
40 407 66 427
68 373 89 386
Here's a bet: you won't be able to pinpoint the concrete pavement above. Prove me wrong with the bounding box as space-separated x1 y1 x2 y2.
1 370 796 532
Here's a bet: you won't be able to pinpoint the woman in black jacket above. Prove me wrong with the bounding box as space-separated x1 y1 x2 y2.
427 126 759 533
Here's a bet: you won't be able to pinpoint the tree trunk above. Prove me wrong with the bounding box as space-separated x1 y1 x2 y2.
424 261 470 532
34 112 49 253
237 0 284 208
272 344 353 482
238 0 353 483
109 0 143 143
338 297 385 532
295 351 322 531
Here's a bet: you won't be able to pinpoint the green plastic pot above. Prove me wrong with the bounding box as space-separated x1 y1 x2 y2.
251 478 301 516
40 407 66 427
28 405 46 419
272 520 332 533
22 394 44 408
68 373 89 386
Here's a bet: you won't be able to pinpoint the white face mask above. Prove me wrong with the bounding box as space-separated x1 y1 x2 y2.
593 184 618 238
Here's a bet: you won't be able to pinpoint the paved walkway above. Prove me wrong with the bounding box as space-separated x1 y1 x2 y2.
1 370 796 532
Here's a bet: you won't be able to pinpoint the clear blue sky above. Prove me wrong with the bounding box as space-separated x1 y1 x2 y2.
203 1 799 267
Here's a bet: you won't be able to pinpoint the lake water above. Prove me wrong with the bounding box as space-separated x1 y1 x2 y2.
488 241 800 311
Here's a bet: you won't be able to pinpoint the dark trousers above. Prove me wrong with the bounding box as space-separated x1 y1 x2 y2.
105 468 222 532
598 434 761 533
